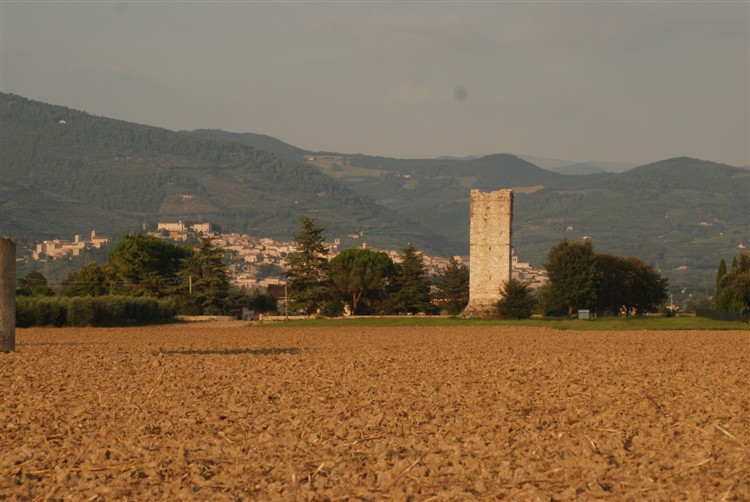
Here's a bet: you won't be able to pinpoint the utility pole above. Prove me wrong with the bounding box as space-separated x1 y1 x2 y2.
284 283 289 320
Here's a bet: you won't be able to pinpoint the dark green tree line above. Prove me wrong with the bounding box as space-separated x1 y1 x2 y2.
107 234 189 297
26 234 240 321
391 243 432 314
543 238 667 317
284 218 440 316
544 238 598 317
594 254 668 316
433 257 469 315
16 271 55 297
329 248 395 315
714 258 728 310
716 252 750 313
61 263 108 297
497 279 535 319
177 237 232 315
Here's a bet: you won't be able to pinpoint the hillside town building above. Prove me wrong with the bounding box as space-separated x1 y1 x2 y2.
32 230 109 260
151 221 213 241
512 249 548 289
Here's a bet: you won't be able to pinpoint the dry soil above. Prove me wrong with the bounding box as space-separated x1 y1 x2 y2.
2 322 749 500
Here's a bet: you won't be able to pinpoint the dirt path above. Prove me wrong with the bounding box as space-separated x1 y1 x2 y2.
2 323 748 500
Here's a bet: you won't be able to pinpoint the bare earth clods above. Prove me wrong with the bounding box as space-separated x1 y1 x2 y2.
2 323 749 500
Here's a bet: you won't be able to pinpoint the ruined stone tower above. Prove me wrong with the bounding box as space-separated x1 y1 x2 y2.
462 189 513 318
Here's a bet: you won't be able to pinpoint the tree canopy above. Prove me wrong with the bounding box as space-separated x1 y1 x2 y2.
15 231 242 324
544 238 598 317
107 234 189 297
391 243 432 314
594 254 668 316
716 252 750 313
61 263 108 297
16 271 54 297
177 238 232 315
329 248 395 315
544 238 668 317
433 257 469 315
286 215 330 315
497 278 535 319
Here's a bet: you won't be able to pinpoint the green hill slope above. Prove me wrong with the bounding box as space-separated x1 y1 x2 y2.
189 129 749 293
512 157 749 292
3 94 746 295
187 129 590 248
0 93 453 252
186 129 309 162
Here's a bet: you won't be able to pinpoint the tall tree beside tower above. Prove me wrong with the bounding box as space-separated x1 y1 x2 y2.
391 243 432 314
286 216 330 315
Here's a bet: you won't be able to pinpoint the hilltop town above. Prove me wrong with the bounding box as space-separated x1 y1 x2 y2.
27 221 548 290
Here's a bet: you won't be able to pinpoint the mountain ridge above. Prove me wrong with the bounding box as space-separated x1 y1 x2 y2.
187 128 748 295
2 92 747 294
0 92 455 253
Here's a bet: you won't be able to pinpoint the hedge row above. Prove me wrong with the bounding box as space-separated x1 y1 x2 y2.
16 296 177 327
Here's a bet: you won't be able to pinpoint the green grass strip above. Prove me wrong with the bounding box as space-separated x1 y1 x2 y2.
251 316 747 331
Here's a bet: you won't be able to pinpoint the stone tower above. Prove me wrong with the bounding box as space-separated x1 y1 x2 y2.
462 189 513 318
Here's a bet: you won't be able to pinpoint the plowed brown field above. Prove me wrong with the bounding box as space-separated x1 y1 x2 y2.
2 322 748 501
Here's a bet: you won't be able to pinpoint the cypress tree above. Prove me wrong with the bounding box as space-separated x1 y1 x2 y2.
434 257 469 315
178 237 231 315
286 215 330 315
715 258 727 309
497 279 535 319
716 252 750 313
391 243 431 314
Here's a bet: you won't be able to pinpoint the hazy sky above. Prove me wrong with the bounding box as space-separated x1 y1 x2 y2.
2 1 748 166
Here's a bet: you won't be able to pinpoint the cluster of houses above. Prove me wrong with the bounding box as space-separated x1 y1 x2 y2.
32 230 110 260
29 221 548 290
145 221 548 290
149 221 213 241
511 249 548 290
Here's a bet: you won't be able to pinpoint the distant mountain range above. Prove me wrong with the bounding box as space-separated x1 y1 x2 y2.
2 93 748 294
516 154 637 175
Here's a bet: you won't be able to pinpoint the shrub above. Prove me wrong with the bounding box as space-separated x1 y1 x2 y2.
320 298 345 318
15 295 176 327
25 297 68 327
67 297 96 327
15 297 33 328
157 298 178 320
496 279 535 320
98 296 128 325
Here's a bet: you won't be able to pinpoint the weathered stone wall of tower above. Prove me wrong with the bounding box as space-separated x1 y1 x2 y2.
462 189 513 318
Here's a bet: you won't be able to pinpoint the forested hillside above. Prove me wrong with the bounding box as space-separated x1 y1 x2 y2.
190 129 749 293
186 129 309 162
0 93 454 253
2 93 747 294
